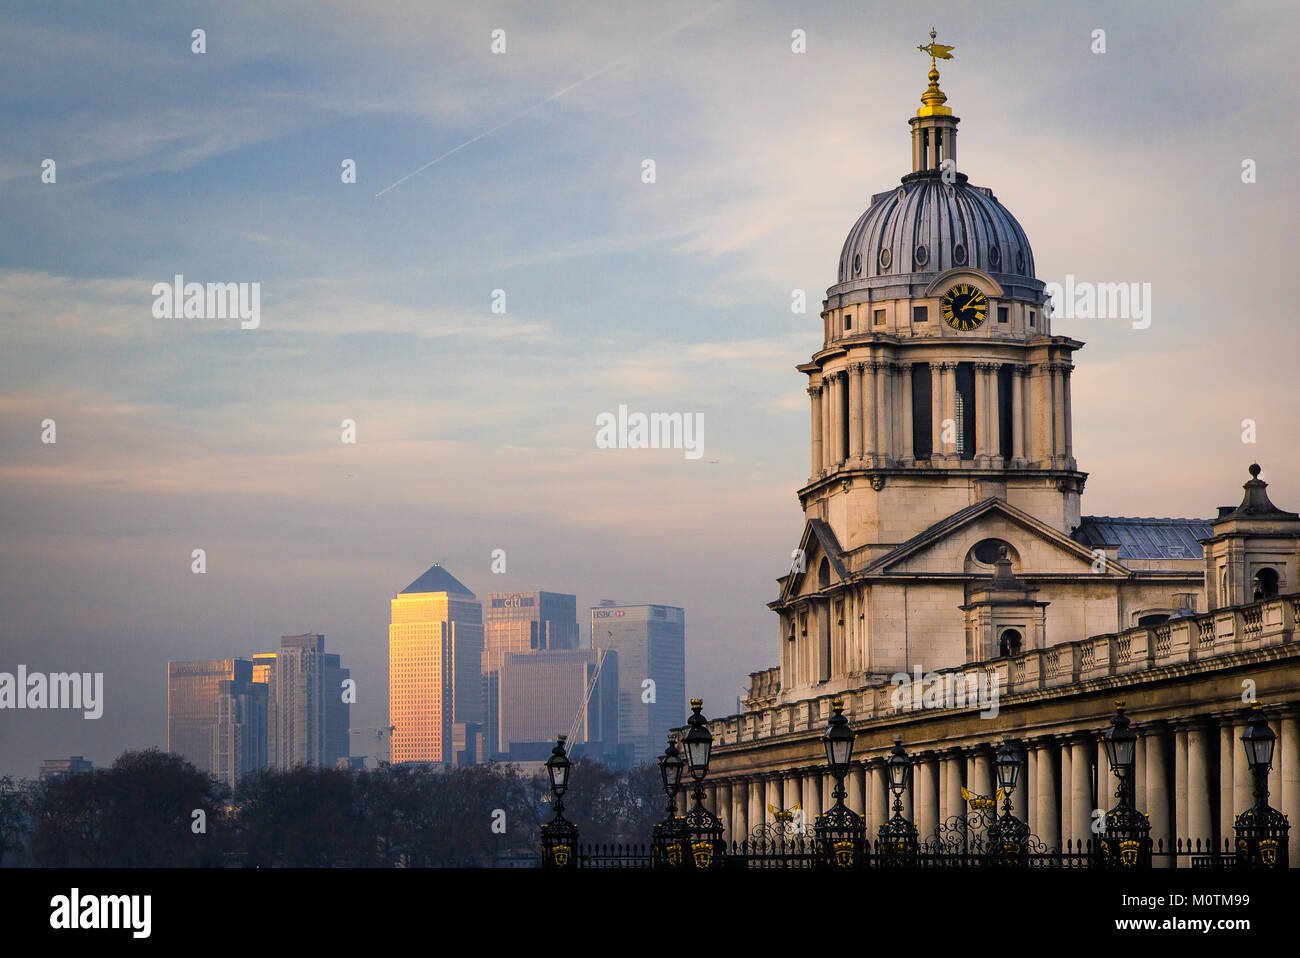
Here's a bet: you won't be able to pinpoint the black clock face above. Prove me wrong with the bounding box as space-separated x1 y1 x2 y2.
941 283 988 331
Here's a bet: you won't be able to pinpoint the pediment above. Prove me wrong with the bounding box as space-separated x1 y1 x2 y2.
865 499 1131 578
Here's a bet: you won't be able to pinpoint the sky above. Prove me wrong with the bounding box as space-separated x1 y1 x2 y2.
1 0 1297 778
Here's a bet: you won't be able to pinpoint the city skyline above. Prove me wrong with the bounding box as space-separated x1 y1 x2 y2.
3 1 1297 781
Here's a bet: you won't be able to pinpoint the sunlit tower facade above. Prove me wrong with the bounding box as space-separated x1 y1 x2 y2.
389 565 483 764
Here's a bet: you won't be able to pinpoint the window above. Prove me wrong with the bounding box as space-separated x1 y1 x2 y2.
1028 310 1036 327
998 629 1022 657
874 309 885 326
845 313 852 330
1253 568 1280 600
913 305 928 324
998 306 1008 324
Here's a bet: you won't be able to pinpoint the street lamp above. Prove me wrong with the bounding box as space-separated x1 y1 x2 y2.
1097 702 1151 868
814 699 864 867
994 733 1021 808
679 699 725 868
682 698 713 781
1235 705 1290 869
876 736 919 865
986 734 1029 866
657 736 684 819
652 735 686 869
540 735 578 869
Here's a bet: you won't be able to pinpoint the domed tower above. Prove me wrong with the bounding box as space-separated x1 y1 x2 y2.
800 35 1085 557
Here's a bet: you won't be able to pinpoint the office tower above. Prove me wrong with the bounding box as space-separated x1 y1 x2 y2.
389 565 484 765
167 658 252 773
323 652 350 767
481 591 579 758
270 633 326 769
251 652 275 686
590 604 685 764
38 756 93 782
212 679 268 791
495 648 619 763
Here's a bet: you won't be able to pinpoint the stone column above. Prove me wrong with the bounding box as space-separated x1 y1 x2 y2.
877 362 893 462
820 378 831 474
848 365 862 463
942 748 965 824
1034 739 1060 851
942 362 958 461
1025 745 1038 834
1011 365 1027 463
974 363 990 459
808 385 823 476
1051 363 1067 467
1145 726 1171 865
784 769 801 819
864 362 879 462
929 363 944 460
1012 742 1029 822
1174 726 1189 847
716 781 731 842
1060 739 1072 842
1218 717 1236 847
1062 362 1073 462
765 774 782 824
915 754 940 841
1187 722 1213 848
749 777 763 834
807 770 824 821
899 362 914 460
1281 711 1300 867
1070 735 1093 852
870 762 890 833
848 762 865 819
1035 363 1053 464
1232 715 1253 830
1134 729 1146 812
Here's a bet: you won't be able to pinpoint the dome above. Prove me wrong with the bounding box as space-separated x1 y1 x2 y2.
837 172 1035 286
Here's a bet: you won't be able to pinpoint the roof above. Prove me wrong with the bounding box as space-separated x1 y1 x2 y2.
400 564 475 596
1072 517 1214 560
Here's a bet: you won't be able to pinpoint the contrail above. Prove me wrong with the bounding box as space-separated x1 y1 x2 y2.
375 4 724 198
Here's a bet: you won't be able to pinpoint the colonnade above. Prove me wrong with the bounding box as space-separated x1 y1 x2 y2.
808 359 1073 475
704 709 1300 865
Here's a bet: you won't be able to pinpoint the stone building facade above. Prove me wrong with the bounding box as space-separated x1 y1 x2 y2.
688 52 1300 866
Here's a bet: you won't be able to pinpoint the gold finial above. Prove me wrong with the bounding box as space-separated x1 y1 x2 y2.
916 28 954 117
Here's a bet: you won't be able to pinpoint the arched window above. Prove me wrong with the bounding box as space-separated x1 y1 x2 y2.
1137 613 1170 627
1253 568 1280 601
998 629 1022 657
817 557 831 590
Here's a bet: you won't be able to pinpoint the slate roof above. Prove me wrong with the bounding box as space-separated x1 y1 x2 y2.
1072 517 1214 560
400 564 475 596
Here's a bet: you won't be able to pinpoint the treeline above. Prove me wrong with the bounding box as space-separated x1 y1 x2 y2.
0 748 665 867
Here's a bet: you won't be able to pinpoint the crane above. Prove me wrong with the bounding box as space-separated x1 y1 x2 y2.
564 648 608 763
348 725 395 767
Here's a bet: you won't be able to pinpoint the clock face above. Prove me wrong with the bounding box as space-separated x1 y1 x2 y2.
941 283 988 331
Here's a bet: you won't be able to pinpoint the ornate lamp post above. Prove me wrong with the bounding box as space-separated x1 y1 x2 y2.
876 736 919 865
652 736 685 868
814 699 865 867
1234 705 1290 869
1097 702 1151 868
540 735 578 869
985 733 1029 865
679 699 725 868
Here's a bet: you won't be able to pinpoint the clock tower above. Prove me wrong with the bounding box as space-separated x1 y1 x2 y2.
800 35 1085 563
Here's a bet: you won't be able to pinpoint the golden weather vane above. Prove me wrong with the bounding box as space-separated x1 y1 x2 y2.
917 27 955 67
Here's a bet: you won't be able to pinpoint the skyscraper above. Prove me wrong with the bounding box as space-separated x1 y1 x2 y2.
212 678 267 791
389 565 483 765
482 591 579 758
323 652 351 768
167 658 251 773
270 633 328 769
495 647 618 763
590 603 685 764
